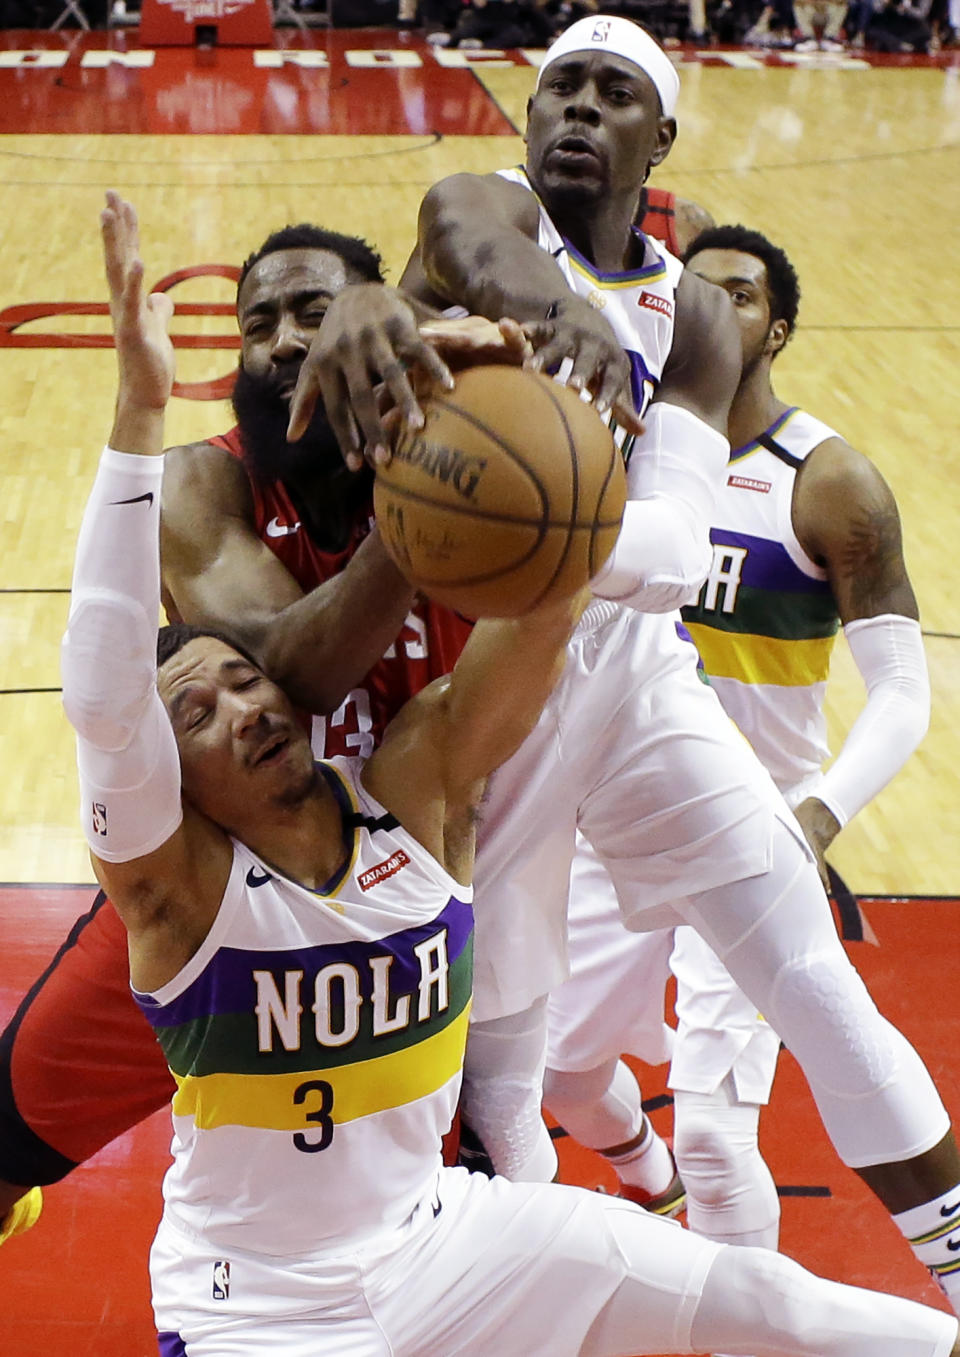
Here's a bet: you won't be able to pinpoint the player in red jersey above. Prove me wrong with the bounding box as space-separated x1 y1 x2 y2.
636 184 715 258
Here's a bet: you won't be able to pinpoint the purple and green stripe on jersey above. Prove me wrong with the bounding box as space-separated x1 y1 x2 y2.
134 895 473 1133
682 529 840 688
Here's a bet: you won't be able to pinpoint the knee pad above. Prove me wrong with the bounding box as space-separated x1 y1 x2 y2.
673 1086 779 1240
459 1075 556 1181
462 1003 557 1181
765 950 897 1099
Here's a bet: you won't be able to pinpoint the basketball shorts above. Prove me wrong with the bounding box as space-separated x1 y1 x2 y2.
0 891 172 1185
471 601 781 1023
546 835 674 1074
151 1166 722 1357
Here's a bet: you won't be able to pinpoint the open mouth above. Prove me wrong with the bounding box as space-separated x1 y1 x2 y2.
553 135 600 160
253 734 289 767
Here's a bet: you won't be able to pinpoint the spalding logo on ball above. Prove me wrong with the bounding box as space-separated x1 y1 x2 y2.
373 365 626 619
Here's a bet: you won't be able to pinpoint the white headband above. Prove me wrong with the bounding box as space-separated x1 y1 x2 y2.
536 15 680 119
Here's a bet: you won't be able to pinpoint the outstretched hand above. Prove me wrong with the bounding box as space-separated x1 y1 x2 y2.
287 283 455 472
101 191 175 418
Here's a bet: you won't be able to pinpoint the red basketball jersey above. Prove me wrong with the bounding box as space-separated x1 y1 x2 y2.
210 428 475 758
638 186 680 258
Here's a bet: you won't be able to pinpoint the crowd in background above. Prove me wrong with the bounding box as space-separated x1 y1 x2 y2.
400 0 958 52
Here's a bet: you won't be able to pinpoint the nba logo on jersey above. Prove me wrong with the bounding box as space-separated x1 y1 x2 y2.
91 802 107 836
212 1261 230 1300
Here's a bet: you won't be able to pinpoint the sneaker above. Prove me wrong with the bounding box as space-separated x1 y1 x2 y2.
456 1122 495 1178
618 1167 687 1218
0 1187 43 1246
792 36 819 50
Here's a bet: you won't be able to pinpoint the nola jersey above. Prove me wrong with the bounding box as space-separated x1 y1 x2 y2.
681 408 842 793
496 167 684 434
132 757 473 1256
209 428 475 760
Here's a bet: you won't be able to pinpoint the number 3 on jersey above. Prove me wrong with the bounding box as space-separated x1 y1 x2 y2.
293 1079 334 1153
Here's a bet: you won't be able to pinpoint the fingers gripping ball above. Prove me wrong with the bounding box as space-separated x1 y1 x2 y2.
374 366 626 618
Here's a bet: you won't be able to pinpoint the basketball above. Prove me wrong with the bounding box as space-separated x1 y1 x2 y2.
373 365 626 618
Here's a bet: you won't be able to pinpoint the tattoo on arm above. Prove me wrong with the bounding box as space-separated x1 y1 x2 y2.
832 499 908 615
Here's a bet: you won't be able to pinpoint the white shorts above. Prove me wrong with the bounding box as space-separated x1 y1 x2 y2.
667 775 814 1103
546 782 808 1095
669 925 782 1104
151 1167 722 1357
546 835 674 1073
472 602 779 1022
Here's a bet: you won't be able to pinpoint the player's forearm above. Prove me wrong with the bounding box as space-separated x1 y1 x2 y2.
61 448 183 862
815 614 930 829
591 403 728 612
443 591 585 793
254 529 416 713
418 185 569 324
109 398 165 459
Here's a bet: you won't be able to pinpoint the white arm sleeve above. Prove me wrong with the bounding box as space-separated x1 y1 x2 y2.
590 402 729 613
815 613 930 829
61 447 183 863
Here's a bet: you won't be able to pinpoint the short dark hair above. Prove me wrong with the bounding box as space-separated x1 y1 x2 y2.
157 622 262 672
684 224 801 340
237 224 385 302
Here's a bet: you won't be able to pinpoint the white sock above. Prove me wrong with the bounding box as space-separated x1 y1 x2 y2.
893 1185 960 1316
607 1115 676 1196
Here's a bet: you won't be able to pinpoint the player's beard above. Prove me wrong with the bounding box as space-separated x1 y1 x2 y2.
232 362 373 551
232 361 345 487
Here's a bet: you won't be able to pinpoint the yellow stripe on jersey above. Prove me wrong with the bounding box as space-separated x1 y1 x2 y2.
687 623 834 687
171 1001 471 1132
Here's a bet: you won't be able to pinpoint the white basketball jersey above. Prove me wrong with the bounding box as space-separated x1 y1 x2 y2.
681 408 842 793
496 165 684 433
133 756 473 1256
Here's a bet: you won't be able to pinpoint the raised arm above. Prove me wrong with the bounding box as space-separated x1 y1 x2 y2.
288 171 641 467
789 437 929 880
160 442 415 714
361 591 586 884
414 172 640 425
61 193 230 986
590 267 742 613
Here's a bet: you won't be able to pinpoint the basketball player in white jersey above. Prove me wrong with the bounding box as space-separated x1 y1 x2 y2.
63 188 960 1357
544 224 945 1315
288 14 960 1308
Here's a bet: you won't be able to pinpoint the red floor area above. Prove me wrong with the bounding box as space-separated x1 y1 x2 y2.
2 887 957 1355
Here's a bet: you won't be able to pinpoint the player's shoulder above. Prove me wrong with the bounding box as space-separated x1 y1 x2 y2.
161 437 252 518
793 430 901 555
421 168 539 230
798 431 882 500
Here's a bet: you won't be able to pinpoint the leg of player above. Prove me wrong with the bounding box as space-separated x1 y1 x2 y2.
676 818 960 1315
544 1060 685 1215
372 1171 960 1357
543 844 682 1210
669 925 782 1253
0 894 175 1248
580 1195 960 1357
